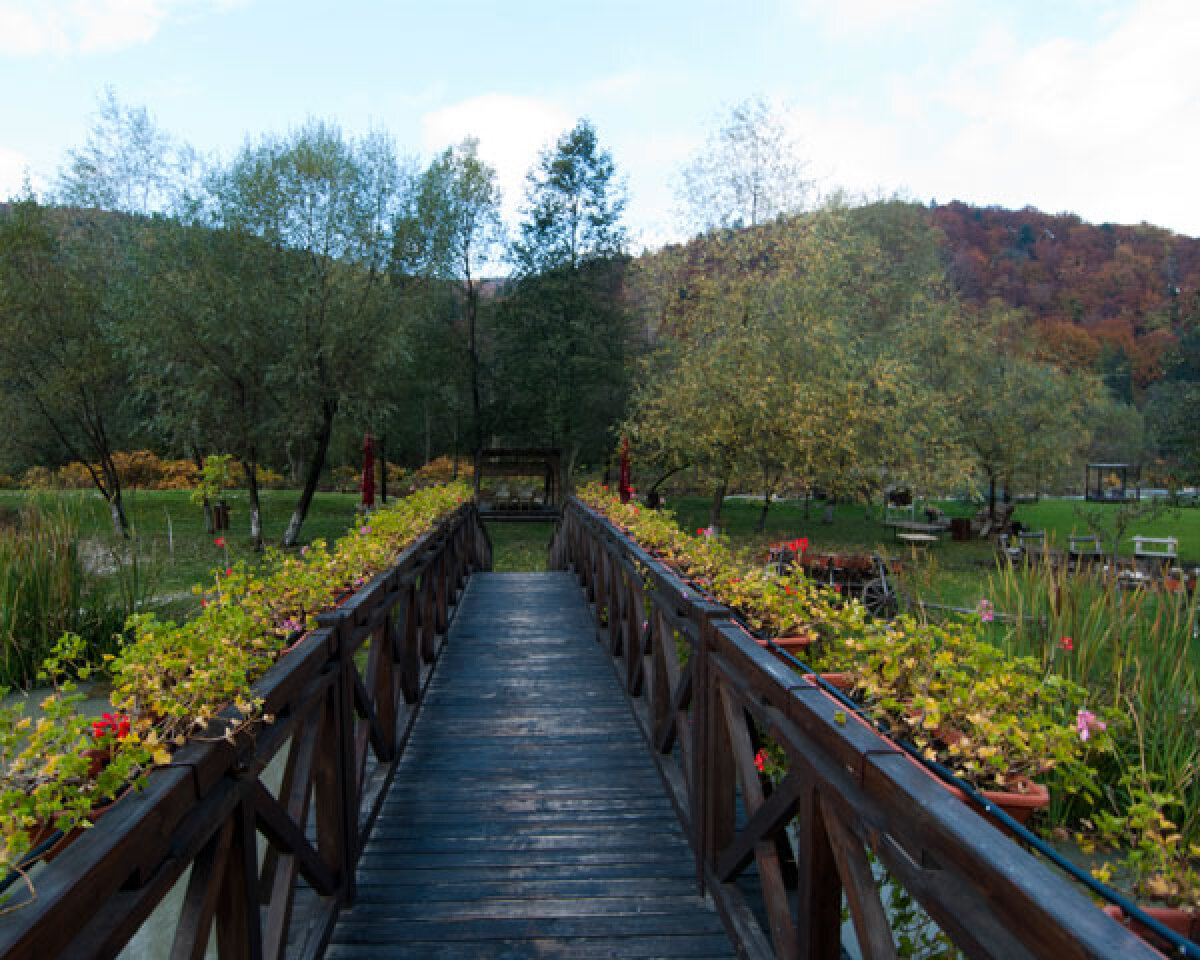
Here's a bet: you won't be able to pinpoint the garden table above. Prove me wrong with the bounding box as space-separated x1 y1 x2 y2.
897 532 939 548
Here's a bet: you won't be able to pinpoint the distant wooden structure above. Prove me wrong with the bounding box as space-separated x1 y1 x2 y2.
1085 463 1141 502
473 447 562 520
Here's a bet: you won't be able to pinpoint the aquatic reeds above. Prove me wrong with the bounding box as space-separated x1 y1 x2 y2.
0 502 129 688
988 559 1200 838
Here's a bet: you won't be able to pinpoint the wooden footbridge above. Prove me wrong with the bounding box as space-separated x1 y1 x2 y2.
0 500 1168 959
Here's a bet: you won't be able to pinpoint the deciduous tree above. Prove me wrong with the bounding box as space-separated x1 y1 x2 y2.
214 120 403 546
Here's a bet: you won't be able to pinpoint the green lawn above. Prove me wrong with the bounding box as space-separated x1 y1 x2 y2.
485 522 554 572
0 488 363 618
661 494 1200 611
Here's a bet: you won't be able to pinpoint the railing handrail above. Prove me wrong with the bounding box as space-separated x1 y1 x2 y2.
553 495 1163 960
1 501 492 960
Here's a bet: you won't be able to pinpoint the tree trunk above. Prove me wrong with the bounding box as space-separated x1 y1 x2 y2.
756 490 773 532
380 434 387 504
466 276 482 459
108 494 129 539
709 476 727 530
100 458 130 539
283 401 336 548
191 446 214 533
988 471 997 520
565 443 581 495
424 404 431 467
245 456 263 552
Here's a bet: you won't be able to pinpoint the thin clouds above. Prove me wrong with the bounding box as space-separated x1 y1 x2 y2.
0 0 240 57
794 0 949 35
931 0 1200 229
421 93 573 226
759 0 1200 235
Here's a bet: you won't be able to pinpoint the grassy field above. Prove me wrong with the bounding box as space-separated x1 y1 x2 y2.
0 488 363 618
4 486 1195 615
485 522 554 572
663 494 1200 610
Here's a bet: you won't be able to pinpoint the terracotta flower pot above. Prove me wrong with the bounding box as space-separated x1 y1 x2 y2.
28 789 127 864
1103 903 1200 946
757 633 816 666
944 775 1050 826
901 715 1052 826
802 671 856 693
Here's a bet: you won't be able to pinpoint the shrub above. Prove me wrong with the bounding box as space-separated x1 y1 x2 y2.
56 461 93 489
412 456 472 487
21 466 55 489
330 465 360 493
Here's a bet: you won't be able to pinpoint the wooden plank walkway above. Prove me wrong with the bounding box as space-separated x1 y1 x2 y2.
326 572 737 959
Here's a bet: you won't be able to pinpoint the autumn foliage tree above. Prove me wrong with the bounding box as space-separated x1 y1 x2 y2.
627 204 975 528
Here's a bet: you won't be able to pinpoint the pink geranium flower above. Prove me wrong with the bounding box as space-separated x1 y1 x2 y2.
1076 709 1106 742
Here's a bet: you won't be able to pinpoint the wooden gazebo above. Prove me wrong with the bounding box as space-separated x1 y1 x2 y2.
473 448 562 520
1085 462 1141 502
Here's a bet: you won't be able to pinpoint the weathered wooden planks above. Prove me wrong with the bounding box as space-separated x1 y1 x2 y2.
326 572 737 959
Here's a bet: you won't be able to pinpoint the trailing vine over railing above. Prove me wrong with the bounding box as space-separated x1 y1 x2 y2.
551 494 1160 960
0 494 491 960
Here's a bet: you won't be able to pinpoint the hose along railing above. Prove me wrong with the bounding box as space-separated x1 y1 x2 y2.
552 495 1192 960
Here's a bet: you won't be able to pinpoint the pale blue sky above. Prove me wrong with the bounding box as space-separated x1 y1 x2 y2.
2 0 1197 247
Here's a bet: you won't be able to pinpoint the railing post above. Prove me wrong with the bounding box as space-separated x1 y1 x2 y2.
319 611 359 906
795 786 842 960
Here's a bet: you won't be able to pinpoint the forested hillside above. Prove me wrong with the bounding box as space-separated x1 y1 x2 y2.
929 201 1200 394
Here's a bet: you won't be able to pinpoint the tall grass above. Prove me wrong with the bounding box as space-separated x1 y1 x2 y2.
0 502 133 688
988 560 1200 839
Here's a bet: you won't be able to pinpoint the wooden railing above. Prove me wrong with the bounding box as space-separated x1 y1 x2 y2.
0 502 491 960
551 497 1159 960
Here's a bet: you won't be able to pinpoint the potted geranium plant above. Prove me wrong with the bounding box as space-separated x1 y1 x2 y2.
822 615 1110 824
1 634 155 906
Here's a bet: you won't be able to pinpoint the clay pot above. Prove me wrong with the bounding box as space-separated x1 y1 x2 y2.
27 790 126 863
945 775 1050 826
802 672 856 693
757 633 816 667
1103 903 1200 946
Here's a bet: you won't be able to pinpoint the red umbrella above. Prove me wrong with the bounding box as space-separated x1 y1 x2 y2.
361 433 376 509
618 437 632 504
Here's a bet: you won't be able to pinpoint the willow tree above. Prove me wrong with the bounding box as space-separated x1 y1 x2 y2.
394 139 502 456
213 121 404 546
627 204 972 528
0 196 137 535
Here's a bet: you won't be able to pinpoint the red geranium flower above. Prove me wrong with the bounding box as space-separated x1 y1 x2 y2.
754 749 767 773
214 537 226 548
91 712 131 740
1059 636 1074 652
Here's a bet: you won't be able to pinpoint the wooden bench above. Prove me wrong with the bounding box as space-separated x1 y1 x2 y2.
1068 535 1103 569
1132 536 1178 574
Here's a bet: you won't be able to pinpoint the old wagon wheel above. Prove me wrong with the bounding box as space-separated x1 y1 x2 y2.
860 576 898 619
